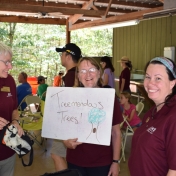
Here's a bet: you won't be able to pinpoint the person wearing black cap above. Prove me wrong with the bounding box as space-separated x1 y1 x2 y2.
37 76 48 101
55 43 82 87
50 43 82 172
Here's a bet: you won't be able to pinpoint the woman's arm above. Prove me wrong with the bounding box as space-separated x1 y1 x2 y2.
12 109 24 136
167 169 176 176
103 73 109 86
126 109 135 122
108 124 121 176
120 78 125 92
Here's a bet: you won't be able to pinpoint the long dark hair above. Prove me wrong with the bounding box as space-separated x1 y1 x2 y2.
100 56 115 72
145 57 176 102
125 61 132 71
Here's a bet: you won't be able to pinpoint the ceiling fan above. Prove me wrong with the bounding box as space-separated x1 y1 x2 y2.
37 12 62 18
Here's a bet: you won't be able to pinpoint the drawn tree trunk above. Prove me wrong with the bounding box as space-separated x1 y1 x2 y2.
86 108 106 143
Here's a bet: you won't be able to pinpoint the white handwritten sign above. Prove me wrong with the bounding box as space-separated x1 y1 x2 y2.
42 87 115 146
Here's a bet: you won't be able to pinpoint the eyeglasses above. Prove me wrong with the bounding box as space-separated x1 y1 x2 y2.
79 68 97 74
0 60 12 66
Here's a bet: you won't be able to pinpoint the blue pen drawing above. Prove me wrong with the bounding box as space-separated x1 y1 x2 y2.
86 108 106 143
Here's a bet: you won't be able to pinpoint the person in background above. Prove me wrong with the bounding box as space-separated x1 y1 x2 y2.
120 92 142 130
100 56 115 88
0 42 24 176
50 43 82 172
37 76 48 101
118 56 132 93
17 72 32 110
129 57 176 176
64 57 122 176
53 71 64 87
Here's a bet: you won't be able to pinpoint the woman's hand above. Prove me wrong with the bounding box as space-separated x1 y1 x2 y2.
63 138 82 149
11 120 24 137
0 117 9 130
108 162 120 176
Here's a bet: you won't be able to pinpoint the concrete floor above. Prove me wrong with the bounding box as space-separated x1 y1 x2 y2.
14 135 132 176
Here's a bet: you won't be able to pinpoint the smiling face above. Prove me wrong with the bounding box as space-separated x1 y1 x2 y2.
78 60 100 88
144 64 175 105
0 53 12 78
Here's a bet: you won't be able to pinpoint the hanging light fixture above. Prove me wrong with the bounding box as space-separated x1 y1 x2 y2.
91 19 139 30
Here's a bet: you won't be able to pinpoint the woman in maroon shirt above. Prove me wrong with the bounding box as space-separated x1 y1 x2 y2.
118 56 132 94
129 57 176 176
0 42 24 176
63 57 123 176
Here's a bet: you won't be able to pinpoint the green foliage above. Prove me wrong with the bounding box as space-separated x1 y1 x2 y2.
0 23 112 86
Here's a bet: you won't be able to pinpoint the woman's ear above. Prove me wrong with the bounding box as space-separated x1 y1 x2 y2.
170 80 176 90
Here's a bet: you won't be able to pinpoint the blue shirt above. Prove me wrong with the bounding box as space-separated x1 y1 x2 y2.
17 82 32 110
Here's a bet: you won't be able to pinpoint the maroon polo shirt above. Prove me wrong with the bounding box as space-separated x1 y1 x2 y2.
129 95 176 176
0 74 17 160
62 67 76 87
66 97 123 167
119 67 130 91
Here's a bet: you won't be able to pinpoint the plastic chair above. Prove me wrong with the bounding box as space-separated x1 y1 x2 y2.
25 95 41 113
41 91 46 100
136 101 144 116
40 100 45 116
20 96 46 150
120 115 134 162
18 94 32 111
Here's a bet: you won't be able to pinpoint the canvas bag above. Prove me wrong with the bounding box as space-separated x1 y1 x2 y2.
0 124 34 167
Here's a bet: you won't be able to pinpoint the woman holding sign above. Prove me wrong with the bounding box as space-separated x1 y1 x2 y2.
63 57 123 176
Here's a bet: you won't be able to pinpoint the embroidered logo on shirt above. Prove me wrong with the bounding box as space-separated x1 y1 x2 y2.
7 93 12 97
147 126 156 134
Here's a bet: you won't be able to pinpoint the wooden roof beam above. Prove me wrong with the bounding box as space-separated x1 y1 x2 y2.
86 0 163 8
104 0 112 17
69 0 94 25
69 6 163 30
0 3 105 17
0 15 66 25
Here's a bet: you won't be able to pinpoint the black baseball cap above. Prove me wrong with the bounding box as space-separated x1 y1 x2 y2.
56 43 82 58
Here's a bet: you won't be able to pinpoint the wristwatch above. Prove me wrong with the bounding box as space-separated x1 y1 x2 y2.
113 160 120 164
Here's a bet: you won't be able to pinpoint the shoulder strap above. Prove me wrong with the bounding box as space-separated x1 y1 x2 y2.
20 146 33 167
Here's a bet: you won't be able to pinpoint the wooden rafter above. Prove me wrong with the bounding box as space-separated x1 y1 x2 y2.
69 0 94 25
0 3 104 17
0 16 66 25
104 0 113 18
69 6 163 31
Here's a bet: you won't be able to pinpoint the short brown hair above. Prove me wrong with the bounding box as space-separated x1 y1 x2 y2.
20 72 28 80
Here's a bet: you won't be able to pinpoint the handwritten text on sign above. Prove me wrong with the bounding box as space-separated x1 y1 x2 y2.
42 87 115 146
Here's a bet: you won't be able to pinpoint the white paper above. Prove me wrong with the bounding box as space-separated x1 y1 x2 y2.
42 87 115 146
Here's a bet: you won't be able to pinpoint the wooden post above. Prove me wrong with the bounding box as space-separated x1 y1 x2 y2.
66 19 70 44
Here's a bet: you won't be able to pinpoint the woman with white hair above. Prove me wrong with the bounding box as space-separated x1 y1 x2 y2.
0 42 24 176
